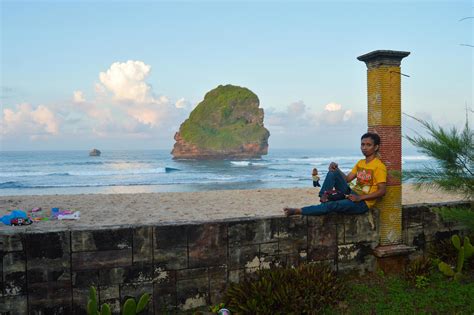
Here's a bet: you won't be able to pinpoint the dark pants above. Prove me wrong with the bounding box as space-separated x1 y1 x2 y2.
302 170 369 216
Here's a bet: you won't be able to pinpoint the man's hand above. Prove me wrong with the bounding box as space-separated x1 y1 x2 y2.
329 162 338 171
346 194 361 202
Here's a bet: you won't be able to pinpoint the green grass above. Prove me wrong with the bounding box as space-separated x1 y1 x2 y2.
325 271 474 314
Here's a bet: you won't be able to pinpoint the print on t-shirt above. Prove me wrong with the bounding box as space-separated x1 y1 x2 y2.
355 168 373 194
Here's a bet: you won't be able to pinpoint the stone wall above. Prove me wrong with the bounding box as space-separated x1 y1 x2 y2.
0 201 470 314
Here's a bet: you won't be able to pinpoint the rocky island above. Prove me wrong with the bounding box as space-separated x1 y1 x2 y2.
171 85 270 159
89 148 101 156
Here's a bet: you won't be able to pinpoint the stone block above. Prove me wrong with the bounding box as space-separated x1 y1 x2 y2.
307 213 344 227
72 287 89 314
153 267 176 287
278 239 306 255
25 231 70 260
29 304 73 315
3 252 26 296
208 266 227 305
402 205 425 228
0 234 24 252
259 242 279 256
154 284 177 315
28 267 70 284
72 269 100 288
228 268 245 283
260 254 285 268
188 223 227 268
133 226 153 263
275 215 307 240
337 242 376 273
404 224 425 250
307 221 337 261
176 267 208 280
99 284 120 300
25 232 71 289
72 229 132 252
154 271 177 314
228 218 277 245
176 277 209 311
154 225 187 249
344 214 378 244
0 255 2 298
228 244 259 268
99 285 121 315
28 280 71 307
3 252 25 275
426 229 460 243
285 251 307 267
154 247 187 270
72 249 133 270
420 206 458 235
99 264 153 285
3 271 26 296
0 295 28 314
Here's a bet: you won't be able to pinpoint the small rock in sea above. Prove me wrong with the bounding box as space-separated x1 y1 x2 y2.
89 148 101 156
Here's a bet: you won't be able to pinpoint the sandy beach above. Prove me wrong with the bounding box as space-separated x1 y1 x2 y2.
0 184 468 231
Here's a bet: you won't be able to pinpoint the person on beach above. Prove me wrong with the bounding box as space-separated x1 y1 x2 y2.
312 168 321 187
284 132 387 216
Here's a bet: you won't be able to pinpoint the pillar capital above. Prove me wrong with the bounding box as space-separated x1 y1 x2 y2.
357 50 410 69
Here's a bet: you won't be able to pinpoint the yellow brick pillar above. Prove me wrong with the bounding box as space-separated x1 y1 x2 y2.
358 50 414 273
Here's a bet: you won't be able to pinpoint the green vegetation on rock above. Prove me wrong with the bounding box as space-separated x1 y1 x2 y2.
179 85 269 151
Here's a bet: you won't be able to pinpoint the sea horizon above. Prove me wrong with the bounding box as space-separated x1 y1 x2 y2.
0 149 432 196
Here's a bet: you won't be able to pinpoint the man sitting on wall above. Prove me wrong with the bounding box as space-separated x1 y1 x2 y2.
284 132 387 216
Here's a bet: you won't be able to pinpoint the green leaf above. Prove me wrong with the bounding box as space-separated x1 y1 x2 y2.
87 300 98 315
438 261 455 276
122 298 137 315
464 236 474 258
452 235 461 250
100 303 111 315
89 286 97 303
456 247 465 273
136 293 150 313
454 272 463 282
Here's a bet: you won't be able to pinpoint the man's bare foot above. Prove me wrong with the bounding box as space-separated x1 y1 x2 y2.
283 207 301 216
320 195 328 203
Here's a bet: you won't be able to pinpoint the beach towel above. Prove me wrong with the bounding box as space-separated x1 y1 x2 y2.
1 210 28 225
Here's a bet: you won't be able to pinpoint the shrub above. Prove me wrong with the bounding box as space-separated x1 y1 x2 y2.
404 114 473 199
437 235 474 281
428 232 474 272
405 256 433 285
224 263 345 314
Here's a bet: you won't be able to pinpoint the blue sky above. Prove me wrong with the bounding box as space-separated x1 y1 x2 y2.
1 0 472 151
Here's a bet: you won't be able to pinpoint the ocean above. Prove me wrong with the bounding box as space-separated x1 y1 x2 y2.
0 149 433 196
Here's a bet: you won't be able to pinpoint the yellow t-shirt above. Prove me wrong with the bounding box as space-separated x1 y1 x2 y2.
350 158 387 208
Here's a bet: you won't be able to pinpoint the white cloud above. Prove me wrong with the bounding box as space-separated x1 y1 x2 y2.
1 103 60 139
98 60 155 103
73 90 85 103
59 60 190 139
264 101 366 148
325 102 342 112
343 110 353 121
175 98 191 109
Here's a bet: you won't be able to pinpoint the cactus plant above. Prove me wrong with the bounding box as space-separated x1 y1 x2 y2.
438 235 474 281
87 286 111 315
86 286 150 315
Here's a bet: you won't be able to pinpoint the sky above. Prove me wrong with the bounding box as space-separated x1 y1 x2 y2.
1 0 472 151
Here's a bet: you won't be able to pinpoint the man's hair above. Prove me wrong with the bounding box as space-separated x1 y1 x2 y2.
361 132 381 146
